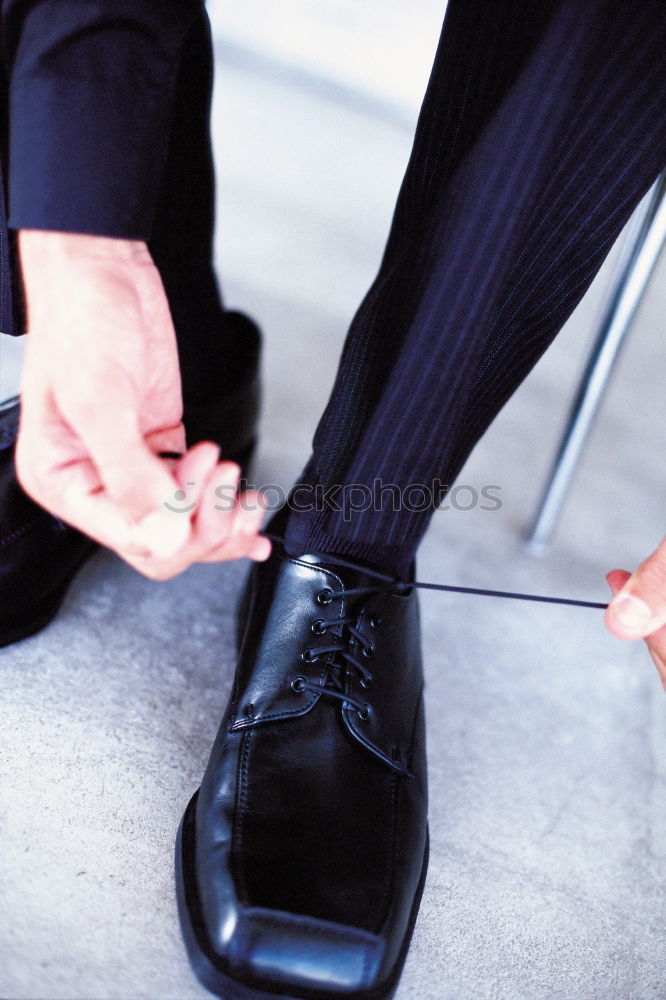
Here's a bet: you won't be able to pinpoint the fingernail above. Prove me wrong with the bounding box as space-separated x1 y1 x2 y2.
610 594 653 632
133 509 190 558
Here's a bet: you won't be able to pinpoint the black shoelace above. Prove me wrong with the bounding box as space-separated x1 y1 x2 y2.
291 576 393 718
262 532 607 731
261 533 608 611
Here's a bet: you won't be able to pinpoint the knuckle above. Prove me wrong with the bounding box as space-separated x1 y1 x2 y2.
102 466 135 503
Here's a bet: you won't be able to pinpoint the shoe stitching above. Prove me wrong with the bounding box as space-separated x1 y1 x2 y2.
231 729 253 908
227 566 260 726
231 698 321 727
372 684 426 940
406 681 426 772
369 592 424 940
369 683 425 946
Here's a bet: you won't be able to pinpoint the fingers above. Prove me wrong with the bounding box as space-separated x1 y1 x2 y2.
183 462 272 564
198 491 271 563
122 450 271 579
17 387 190 556
605 567 666 691
18 407 270 575
27 441 190 558
16 381 271 577
605 537 666 639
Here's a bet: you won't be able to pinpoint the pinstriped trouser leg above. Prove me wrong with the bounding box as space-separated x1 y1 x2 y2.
284 0 666 576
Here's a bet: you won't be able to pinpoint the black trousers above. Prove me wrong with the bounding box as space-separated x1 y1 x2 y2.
280 0 666 576
148 8 248 417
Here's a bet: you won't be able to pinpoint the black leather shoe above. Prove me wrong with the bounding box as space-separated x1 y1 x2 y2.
0 395 98 648
0 311 261 648
176 543 429 1000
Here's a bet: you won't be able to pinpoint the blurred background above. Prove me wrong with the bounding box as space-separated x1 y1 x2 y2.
1 2 666 998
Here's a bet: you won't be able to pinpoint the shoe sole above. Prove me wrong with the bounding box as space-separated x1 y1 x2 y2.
0 542 96 648
175 790 429 1000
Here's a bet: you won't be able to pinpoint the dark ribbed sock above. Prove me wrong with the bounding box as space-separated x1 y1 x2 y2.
277 463 417 580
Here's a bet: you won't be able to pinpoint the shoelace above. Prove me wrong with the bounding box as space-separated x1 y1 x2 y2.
152 450 608 613
261 533 608 611
292 578 393 718
262 532 608 724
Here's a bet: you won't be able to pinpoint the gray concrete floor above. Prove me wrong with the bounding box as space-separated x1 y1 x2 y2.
2 9 666 1000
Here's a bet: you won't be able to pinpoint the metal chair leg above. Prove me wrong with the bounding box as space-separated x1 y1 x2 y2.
524 169 666 554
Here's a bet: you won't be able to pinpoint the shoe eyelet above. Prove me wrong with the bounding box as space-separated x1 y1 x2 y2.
369 615 382 629
360 673 373 689
362 642 375 659
301 648 319 663
316 587 334 606
311 619 326 635
357 704 371 721
291 675 307 693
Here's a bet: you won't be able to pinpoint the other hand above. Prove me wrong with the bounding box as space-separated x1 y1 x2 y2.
605 536 666 689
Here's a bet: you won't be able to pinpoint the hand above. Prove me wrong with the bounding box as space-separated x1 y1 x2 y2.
15 230 271 579
605 537 666 689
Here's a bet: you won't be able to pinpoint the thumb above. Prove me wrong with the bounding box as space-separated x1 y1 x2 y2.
605 539 666 639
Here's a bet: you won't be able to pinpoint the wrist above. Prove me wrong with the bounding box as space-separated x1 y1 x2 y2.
18 229 150 268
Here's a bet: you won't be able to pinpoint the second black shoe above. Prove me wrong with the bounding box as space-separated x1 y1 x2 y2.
176 542 429 1000
0 310 261 648
0 394 98 648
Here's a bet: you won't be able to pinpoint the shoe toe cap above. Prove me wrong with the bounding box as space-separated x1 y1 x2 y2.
215 904 384 996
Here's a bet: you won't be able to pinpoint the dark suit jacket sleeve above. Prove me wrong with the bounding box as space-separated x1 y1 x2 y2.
2 0 203 238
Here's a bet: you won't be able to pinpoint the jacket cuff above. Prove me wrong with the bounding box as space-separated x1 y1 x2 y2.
6 4 200 239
